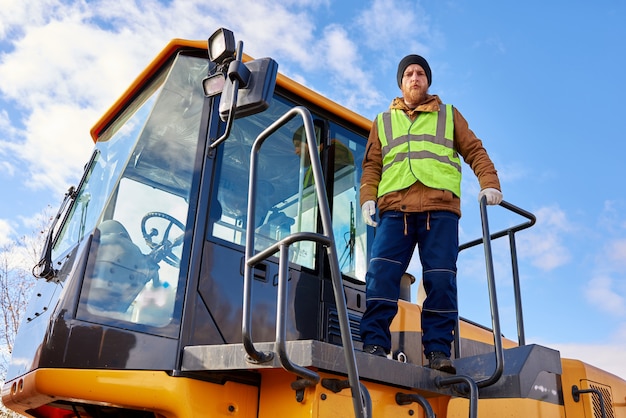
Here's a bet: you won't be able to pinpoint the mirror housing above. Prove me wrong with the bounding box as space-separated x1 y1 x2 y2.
219 57 278 121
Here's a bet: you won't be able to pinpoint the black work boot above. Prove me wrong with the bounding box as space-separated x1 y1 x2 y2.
427 351 456 374
363 345 388 357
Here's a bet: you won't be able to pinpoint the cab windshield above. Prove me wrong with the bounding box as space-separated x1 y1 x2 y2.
53 52 207 330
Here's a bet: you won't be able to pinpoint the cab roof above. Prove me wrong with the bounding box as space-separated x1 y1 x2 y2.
90 38 371 142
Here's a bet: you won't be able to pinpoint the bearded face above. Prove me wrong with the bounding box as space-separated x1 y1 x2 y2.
400 63 429 107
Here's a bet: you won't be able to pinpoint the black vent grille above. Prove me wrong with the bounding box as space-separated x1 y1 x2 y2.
589 383 614 418
327 307 362 345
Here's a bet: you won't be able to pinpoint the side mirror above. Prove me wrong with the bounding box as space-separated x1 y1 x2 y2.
219 57 278 121
204 28 279 149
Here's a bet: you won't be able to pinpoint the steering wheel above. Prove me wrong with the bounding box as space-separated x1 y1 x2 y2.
141 212 185 267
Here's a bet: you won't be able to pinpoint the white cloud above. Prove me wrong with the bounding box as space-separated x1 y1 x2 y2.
316 24 383 111
472 36 507 54
609 239 626 268
598 199 626 233
586 274 626 316
0 5 169 108
321 25 360 75
0 207 53 277
583 238 626 316
355 0 434 56
0 3 165 196
18 104 99 193
0 219 14 247
517 205 572 271
494 160 529 184
0 110 18 177
535 321 626 381
548 339 626 381
0 0 56 39
0 234 38 269
192 0 320 68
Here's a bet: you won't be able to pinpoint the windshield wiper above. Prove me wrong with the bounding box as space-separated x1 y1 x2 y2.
33 186 77 281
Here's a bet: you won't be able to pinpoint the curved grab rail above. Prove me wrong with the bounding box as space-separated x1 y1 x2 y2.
396 392 436 418
242 106 370 418
458 199 536 388
572 385 607 418
459 200 536 251
436 375 479 418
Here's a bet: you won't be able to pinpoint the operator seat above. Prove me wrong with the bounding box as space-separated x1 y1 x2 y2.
87 220 156 313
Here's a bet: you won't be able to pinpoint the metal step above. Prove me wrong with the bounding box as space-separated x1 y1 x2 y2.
183 340 563 405
183 339 461 397
454 343 562 403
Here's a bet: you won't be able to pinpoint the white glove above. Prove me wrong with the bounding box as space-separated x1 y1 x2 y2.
478 188 503 205
361 200 378 227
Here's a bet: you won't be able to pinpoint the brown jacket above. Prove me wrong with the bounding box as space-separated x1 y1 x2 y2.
360 94 501 217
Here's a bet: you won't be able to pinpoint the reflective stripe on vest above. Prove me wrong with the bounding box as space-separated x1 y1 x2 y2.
377 104 461 197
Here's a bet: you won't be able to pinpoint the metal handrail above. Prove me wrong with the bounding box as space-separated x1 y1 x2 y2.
572 385 607 418
241 106 370 418
436 375 479 418
459 201 536 251
396 392 436 418
457 199 536 388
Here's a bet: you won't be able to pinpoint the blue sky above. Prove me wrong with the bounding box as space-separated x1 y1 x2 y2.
1 0 625 380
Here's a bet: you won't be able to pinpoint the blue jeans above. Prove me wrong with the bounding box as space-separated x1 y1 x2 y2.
359 210 459 357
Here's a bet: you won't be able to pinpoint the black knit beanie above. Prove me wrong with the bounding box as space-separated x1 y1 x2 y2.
397 54 432 87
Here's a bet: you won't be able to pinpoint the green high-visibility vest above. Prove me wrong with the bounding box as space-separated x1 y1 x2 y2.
377 104 461 197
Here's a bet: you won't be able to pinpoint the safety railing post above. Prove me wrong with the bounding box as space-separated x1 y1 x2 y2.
241 106 370 418
458 199 536 388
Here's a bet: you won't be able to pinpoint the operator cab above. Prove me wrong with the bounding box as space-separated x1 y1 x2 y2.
7 29 372 386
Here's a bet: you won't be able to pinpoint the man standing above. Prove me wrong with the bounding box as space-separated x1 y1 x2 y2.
359 54 502 374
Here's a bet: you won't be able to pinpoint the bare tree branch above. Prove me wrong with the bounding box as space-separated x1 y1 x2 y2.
0 208 52 387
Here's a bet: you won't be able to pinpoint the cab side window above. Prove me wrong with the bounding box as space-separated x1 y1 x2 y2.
328 123 367 282
209 96 369 281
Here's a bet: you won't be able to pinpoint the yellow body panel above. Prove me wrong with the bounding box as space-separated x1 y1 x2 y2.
561 358 626 418
3 367 454 417
448 397 565 418
256 369 450 418
2 369 258 417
